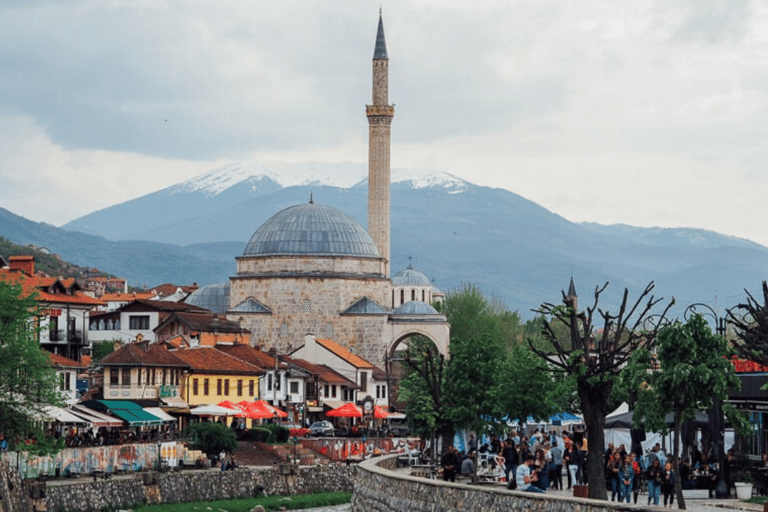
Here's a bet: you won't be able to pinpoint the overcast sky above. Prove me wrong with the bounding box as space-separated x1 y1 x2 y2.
2 1 768 246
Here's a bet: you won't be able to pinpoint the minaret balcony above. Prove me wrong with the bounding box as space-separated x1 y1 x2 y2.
366 105 395 117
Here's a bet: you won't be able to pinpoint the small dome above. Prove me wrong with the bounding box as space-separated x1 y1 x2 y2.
393 301 440 315
392 264 431 286
243 202 380 258
185 282 230 314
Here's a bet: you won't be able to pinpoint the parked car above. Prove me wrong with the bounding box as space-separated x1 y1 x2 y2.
309 420 335 437
278 421 311 438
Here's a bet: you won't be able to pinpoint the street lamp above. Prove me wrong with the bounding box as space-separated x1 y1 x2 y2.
685 304 729 498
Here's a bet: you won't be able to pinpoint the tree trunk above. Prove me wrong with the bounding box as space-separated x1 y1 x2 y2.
580 379 610 500
673 412 686 510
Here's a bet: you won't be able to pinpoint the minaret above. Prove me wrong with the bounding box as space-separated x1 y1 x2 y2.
367 11 394 277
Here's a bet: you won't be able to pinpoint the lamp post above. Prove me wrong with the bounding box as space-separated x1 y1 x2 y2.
685 304 729 498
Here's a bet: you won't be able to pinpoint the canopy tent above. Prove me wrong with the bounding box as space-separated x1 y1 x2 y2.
144 407 176 422
38 405 91 425
68 405 124 427
326 402 363 418
373 405 389 419
91 400 163 426
190 404 243 417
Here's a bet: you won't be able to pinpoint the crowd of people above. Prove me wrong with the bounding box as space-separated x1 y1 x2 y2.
440 428 589 493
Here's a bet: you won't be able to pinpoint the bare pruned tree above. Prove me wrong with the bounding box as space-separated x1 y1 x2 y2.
727 280 768 366
530 280 674 501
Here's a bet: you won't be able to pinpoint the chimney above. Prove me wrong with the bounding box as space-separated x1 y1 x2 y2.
9 255 34 276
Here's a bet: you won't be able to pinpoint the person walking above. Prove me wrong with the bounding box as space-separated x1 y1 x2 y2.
661 461 675 508
646 457 664 506
619 453 634 503
550 440 563 489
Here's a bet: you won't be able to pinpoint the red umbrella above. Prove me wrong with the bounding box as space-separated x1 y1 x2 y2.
373 405 389 419
326 402 363 418
216 400 245 417
237 400 273 419
251 400 288 418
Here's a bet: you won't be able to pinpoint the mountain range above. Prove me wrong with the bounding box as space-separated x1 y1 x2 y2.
2 161 766 319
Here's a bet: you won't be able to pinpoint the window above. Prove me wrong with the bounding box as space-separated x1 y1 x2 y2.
110 368 119 386
268 374 273 391
237 379 243 397
392 290 395 308
303 298 311 313
325 323 334 339
249 380 254 397
422 290 426 302
151 368 156 386
275 373 280 390
203 379 209 396
411 289 416 301
121 368 131 386
400 290 404 305
193 378 199 396
331 385 337 399
128 315 150 330
145 368 151 385
60 373 70 391
290 381 299 395
217 379 222 395
280 323 288 338
324 384 329 398
224 379 229 396
360 372 367 392
162 369 167 386
376 385 386 399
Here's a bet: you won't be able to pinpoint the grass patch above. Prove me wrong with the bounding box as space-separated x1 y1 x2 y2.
746 495 768 504
132 491 352 512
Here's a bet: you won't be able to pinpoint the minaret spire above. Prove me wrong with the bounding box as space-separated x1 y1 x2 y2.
367 11 394 277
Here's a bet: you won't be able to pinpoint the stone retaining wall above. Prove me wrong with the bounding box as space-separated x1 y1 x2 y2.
351 455 655 512
2 465 355 512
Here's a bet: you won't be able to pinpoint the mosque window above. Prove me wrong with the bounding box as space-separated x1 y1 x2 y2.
392 290 395 308
400 290 404 305
422 290 426 302
280 323 288 338
411 290 416 301
325 323 334 339
304 299 311 313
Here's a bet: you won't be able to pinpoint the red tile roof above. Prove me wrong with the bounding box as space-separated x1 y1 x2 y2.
731 357 768 373
288 358 358 387
99 342 189 368
0 269 104 307
100 292 156 302
148 283 199 298
315 338 374 369
156 312 249 334
48 352 89 369
171 346 262 375
214 344 274 370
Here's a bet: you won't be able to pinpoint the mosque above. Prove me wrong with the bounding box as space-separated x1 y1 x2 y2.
186 14 449 369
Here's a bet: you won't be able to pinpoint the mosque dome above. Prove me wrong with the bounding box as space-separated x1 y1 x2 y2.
243 201 380 258
393 301 440 315
392 264 432 286
185 282 230 314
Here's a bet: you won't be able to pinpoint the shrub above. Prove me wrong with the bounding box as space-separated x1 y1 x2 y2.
249 427 272 443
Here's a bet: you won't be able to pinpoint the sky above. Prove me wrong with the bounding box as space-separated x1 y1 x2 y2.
2 1 768 246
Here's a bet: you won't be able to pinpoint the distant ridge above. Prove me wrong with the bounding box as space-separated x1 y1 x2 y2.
0 161 762 318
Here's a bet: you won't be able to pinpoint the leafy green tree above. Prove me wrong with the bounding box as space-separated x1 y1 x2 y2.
183 421 237 458
0 281 64 453
92 340 117 363
530 281 673 500
631 314 746 510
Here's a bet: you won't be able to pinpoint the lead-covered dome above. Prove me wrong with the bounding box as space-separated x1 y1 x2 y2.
392 264 432 286
185 282 230 314
243 202 380 258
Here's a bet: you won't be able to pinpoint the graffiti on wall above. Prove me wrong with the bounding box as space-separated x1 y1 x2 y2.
0 442 183 479
304 437 420 462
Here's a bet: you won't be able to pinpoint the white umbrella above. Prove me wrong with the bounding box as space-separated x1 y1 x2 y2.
189 404 242 417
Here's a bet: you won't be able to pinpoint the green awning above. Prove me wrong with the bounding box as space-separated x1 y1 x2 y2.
97 400 163 426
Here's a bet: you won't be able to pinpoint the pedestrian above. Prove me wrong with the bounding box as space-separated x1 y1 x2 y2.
550 440 563 489
441 445 460 482
646 457 663 506
661 461 675 508
619 453 634 504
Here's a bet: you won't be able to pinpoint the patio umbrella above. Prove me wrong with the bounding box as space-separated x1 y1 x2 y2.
251 400 288 418
236 400 275 420
217 401 246 417
373 406 389 419
326 402 363 418
190 404 242 417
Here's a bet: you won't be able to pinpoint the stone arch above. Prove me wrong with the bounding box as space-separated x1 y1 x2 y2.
386 325 449 361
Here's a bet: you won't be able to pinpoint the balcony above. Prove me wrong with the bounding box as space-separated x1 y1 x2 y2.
47 330 85 344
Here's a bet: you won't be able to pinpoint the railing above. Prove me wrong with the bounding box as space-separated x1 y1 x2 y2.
48 330 84 343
